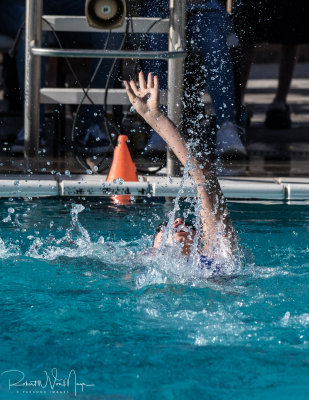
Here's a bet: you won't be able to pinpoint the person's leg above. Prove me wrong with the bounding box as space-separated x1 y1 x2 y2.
275 44 299 103
187 10 235 126
265 44 299 129
187 9 246 157
231 0 258 127
231 42 255 129
238 43 255 104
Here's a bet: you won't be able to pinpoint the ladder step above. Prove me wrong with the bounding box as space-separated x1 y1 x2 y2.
42 16 169 34
40 88 168 105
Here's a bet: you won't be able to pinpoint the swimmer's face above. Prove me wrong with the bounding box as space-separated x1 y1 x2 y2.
153 218 196 248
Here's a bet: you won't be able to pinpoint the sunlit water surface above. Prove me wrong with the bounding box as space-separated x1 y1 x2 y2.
0 198 308 400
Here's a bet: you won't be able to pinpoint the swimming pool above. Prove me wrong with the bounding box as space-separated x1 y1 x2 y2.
0 198 308 399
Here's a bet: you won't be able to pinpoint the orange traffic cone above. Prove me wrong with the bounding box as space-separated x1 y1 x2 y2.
106 135 138 205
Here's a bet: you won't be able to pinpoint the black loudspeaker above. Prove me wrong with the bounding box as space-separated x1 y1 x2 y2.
85 0 127 30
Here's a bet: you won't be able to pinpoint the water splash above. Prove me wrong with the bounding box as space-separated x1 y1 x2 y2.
26 203 92 260
151 145 245 282
68 203 91 244
1 197 245 288
24 203 144 264
0 237 20 259
280 311 309 328
2 207 15 223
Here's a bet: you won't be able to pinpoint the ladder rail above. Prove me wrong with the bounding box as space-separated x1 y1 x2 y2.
31 47 186 59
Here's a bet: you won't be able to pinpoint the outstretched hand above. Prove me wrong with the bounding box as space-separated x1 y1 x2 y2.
125 73 234 252
124 71 161 119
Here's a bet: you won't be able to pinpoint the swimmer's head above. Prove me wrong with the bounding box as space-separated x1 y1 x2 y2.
153 218 197 253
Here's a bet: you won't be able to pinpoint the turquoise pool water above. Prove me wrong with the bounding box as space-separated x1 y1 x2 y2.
0 198 308 399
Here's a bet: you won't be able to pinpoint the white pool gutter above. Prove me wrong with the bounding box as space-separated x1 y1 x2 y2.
0 175 309 201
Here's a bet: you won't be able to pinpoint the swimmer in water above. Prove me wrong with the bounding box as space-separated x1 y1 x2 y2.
124 72 237 262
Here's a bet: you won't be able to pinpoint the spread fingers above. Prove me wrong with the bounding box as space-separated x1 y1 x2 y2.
124 81 137 104
147 72 154 89
139 71 147 90
154 75 159 89
129 79 140 97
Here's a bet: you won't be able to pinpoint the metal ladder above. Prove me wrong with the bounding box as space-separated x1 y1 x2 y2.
24 0 186 175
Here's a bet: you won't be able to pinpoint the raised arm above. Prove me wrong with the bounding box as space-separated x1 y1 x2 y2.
124 72 236 252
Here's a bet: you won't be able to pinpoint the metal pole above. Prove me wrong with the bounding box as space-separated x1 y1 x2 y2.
167 0 186 176
24 0 43 168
